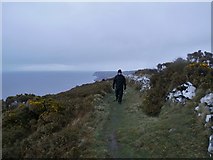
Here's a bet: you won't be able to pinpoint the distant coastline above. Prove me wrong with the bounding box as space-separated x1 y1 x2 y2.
93 70 136 81
2 71 95 100
2 70 136 100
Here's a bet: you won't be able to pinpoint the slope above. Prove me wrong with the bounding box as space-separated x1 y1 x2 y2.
86 85 209 158
2 80 209 158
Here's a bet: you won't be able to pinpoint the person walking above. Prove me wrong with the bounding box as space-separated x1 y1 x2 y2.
113 69 126 104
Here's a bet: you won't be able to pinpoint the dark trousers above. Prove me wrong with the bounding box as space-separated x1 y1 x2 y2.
115 88 123 103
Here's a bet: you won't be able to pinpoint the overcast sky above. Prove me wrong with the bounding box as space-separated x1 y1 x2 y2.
2 2 211 72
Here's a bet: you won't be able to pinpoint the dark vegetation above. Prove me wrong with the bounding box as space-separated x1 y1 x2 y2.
140 50 213 116
3 94 36 111
135 68 158 76
2 50 213 158
2 81 112 158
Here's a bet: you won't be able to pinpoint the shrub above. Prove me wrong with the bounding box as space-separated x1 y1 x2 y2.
3 79 113 158
142 57 191 116
142 53 213 116
185 62 213 88
5 94 36 109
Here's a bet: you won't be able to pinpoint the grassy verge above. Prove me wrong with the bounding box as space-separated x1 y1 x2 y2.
88 86 209 158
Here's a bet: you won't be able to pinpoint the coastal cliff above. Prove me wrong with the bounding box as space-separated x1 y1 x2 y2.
2 50 213 158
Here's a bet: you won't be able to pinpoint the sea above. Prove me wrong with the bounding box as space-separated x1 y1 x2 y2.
2 71 96 100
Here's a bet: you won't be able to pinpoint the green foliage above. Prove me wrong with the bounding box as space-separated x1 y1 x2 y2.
142 89 164 116
187 50 213 67
3 80 112 158
2 96 65 158
185 62 213 89
28 98 62 114
3 105 31 127
5 94 36 108
135 69 158 76
142 58 188 116
142 52 213 116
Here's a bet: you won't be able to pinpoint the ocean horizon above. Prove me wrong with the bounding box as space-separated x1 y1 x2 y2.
2 71 97 100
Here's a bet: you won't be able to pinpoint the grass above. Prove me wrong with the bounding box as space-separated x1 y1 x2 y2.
143 102 208 158
87 86 209 158
2 78 210 158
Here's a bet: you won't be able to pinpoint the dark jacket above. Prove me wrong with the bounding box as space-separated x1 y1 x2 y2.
113 74 126 90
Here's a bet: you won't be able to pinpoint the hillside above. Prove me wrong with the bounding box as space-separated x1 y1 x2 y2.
87 86 208 158
93 70 135 81
2 50 213 158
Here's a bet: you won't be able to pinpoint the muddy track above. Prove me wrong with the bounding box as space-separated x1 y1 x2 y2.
108 130 119 158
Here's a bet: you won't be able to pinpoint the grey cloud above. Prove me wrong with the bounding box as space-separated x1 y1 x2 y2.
2 2 211 71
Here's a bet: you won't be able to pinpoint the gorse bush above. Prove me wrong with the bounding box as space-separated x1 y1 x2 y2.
185 62 213 89
4 94 36 109
142 51 213 116
135 69 158 76
3 80 112 158
3 96 62 153
142 58 187 116
28 98 62 114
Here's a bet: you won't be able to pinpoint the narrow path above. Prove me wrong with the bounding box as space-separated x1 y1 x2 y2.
97 86 148 158
89 86 209 158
